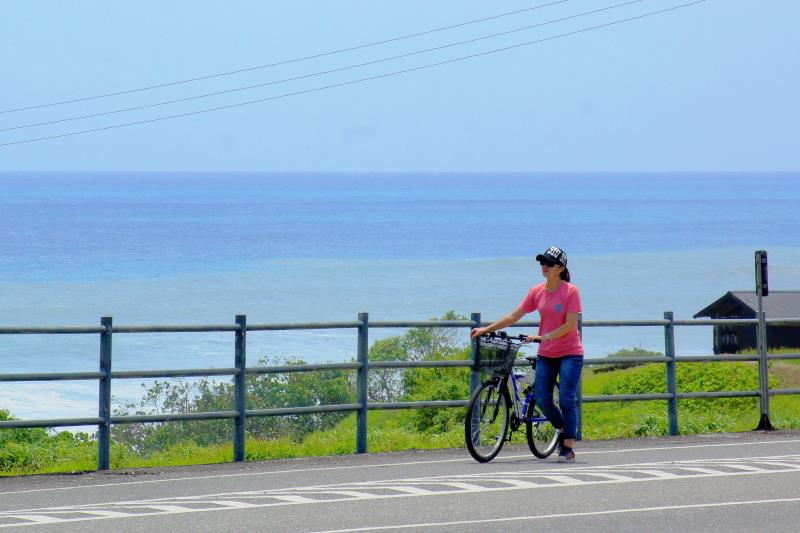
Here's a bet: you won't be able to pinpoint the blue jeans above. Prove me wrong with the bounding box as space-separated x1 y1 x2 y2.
534 355 584 440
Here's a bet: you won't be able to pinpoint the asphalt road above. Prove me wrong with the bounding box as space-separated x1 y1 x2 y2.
2 431 800 532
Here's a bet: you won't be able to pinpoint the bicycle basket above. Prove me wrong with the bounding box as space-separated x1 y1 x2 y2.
477 336 521 375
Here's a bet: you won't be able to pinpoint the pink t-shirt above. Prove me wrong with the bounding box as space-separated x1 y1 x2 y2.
518 281 584 357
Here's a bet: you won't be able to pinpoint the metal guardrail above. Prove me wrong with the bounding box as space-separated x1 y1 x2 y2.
2 313 799 470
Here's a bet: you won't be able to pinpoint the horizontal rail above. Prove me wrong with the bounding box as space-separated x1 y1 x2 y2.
114 324 240 333
3 317 798 336
246 404 362 417
585 356 671 365
112 411 238 424
583 390 762 402
766 318 800 326
674 319 759 326
480 320 539 328
0 326 106 335
767 353 800 361
369 400 469 410
247 321 363 331
770 388 800 396
0 417 104 429
675 355 759 362
370 360 472 369
583 393 673 402
111 368 239 379
676 390 760 399
582 320 669 327
369 320 476 328
0 371 104 382
246 362 362 374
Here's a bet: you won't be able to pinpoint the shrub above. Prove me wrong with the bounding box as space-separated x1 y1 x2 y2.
600 361 776 420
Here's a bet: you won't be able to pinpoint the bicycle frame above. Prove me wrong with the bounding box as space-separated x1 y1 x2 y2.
487 360 550 439
511 373 548 425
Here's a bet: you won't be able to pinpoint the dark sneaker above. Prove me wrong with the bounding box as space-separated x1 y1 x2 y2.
558 446 575 463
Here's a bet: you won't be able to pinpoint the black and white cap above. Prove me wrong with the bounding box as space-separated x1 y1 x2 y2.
536 246 568 267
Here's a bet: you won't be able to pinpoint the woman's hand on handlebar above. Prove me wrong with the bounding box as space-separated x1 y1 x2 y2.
525 335 541 343
470 327 490 339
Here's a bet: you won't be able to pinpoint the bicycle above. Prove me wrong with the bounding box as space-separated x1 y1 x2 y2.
465 331 560 463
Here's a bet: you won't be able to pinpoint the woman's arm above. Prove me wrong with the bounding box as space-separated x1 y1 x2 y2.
470 307 526 338
540 312 579 341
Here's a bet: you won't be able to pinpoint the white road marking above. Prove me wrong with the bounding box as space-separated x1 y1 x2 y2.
671 466 726 475
145 505 195 513
574 472 633 481
268 495 319 504
0 455 798 528
533 475 585 484
365 486 436 495
309 497 800 533
717 463 768 472
497 479 543 488
629 469 680 479
436 482 487 491
3 516 62 525
210 501 259 509
752 460 800 468
2 437 799 496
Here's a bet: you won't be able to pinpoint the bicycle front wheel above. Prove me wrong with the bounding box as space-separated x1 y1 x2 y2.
465 380 509 463
525 398 559 458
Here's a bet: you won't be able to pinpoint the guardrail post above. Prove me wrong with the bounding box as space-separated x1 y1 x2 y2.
234 315 247 462
356 312 368 453
98 316 112 471
576 312 583 441
755 310 774 430
469 312 482 446
664 311 678 435
469 313 481 397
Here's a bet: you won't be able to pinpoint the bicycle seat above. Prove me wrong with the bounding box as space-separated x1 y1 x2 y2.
524 356 537 362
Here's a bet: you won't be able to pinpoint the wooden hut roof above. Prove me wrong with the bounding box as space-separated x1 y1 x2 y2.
694 291 800 319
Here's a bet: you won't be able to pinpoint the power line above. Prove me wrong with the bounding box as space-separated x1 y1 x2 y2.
0 0 647 133
0 0 570 114
0 1 707 149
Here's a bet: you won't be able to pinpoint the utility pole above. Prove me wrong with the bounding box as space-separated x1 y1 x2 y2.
754 250 774 431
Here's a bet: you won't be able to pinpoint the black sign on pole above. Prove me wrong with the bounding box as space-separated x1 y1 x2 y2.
756 250 768 296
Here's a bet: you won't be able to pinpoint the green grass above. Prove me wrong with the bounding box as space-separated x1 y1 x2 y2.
3 354 800 477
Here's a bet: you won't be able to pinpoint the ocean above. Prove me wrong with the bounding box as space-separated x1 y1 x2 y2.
1 172 799 421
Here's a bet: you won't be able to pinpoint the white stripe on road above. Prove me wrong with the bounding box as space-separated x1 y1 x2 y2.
2 516 62 525
309 497 800 533
360 485 436 495
269 495 319 504
628 469 681 479
0 455 798 528
144 505 196 513
717 463 769 472
571 472 633 481
532 475 585 484
2 438 799 496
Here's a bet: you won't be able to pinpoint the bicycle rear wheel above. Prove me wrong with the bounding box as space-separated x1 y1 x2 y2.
525 398 559 458
465 380 509 463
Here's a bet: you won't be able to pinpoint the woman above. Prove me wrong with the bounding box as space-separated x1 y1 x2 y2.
471 246 583 462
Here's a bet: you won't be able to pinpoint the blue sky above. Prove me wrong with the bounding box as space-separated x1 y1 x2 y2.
0 0 797 172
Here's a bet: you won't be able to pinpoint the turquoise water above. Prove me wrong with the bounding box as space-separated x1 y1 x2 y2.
3 172 799 281
1 172 799 420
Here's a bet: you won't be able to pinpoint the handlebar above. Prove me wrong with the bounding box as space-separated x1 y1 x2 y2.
480 331 540 344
